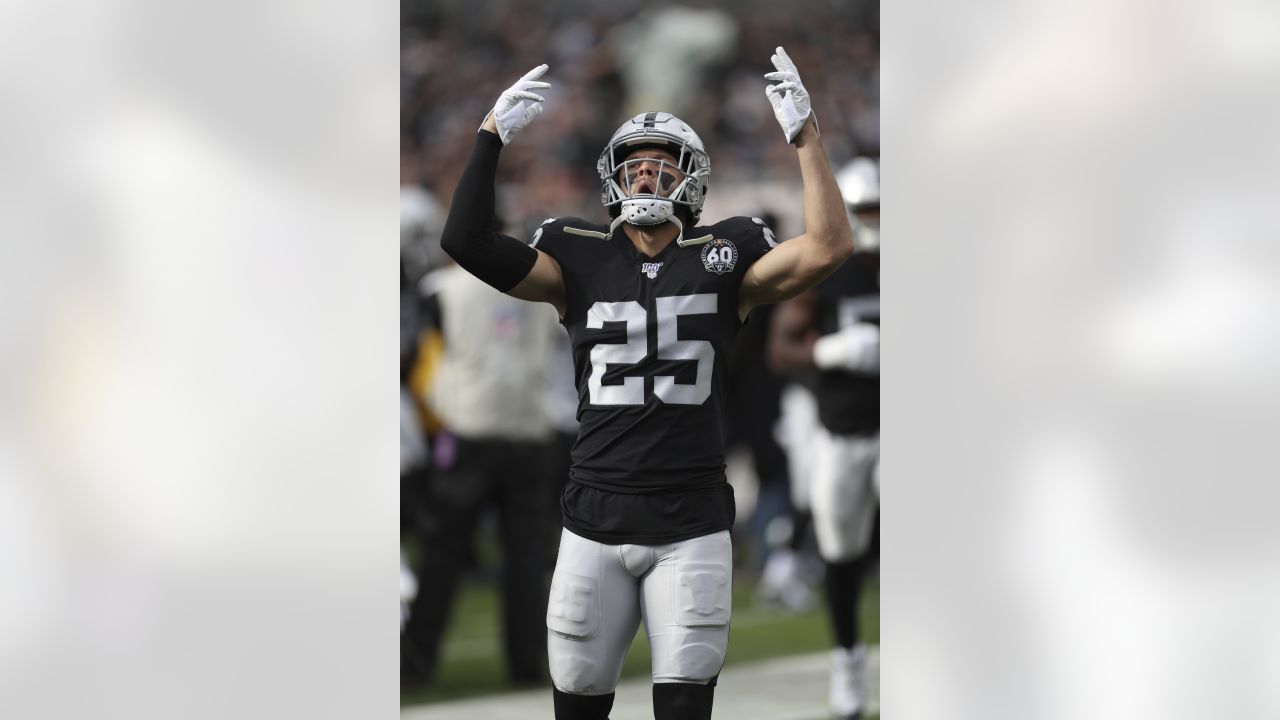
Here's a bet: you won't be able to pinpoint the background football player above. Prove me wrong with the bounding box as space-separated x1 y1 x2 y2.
435 48 854 720
768 155 880 720
400 243 565 689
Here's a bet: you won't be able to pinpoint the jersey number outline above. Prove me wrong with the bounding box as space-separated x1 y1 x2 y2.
586 293 716 406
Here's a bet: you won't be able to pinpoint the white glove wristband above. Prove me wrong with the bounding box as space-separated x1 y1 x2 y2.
813 324 880 374
484 64 551 145
764 46 814 144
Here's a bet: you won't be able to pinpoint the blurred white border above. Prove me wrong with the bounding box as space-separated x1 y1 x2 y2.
885 0 1280 717
0 1 399 717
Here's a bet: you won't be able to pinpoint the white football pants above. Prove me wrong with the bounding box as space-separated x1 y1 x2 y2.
778 384 821 513
546 528 732 695
812 428 879 563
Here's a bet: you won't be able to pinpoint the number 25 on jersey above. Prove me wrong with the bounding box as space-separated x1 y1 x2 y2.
586 293 715 406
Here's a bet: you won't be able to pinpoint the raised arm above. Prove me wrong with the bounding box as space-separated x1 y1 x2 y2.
739 47 854 319
439 65 566 317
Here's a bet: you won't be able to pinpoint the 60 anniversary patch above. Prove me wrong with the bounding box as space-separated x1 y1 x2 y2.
701 238 738 275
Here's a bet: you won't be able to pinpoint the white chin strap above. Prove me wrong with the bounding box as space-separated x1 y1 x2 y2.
621 197 674 225
610 205 685 245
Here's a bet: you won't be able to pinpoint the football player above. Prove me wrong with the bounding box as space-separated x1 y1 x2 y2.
437 48 853 720
767 156 880 720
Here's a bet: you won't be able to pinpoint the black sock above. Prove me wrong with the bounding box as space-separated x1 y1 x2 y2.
824 557 861 650
553 688 615 720
652 681 716 720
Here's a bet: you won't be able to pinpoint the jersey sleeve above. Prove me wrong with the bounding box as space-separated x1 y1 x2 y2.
738 216 779 269
528 216 561 251
529 216 602 259
527 216 607 324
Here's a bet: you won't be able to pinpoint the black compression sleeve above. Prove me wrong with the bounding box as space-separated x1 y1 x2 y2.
439 130 539 292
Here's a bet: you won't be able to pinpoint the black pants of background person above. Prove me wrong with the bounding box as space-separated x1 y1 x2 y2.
402 436 560 687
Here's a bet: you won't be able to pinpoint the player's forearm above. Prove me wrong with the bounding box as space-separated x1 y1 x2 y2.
439 130 538 292
440 130 502 258
766 295 818 372
768 332 818 373
794 120 854 268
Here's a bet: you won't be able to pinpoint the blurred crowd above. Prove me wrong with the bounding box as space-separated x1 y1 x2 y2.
402 0 878 251
400 0 879 694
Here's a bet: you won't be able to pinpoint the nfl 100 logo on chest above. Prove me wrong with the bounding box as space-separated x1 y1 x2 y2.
640 261 663 279
701 238 738 275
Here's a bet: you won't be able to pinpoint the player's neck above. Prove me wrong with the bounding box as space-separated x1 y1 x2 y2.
621 221 679 258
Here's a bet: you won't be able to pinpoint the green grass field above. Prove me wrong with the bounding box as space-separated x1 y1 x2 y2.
402 574 879 709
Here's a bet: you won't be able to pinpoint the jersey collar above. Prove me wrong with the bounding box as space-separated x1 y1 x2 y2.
611 224 700 265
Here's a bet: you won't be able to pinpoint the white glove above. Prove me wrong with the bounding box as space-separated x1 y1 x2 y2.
484 64 551 145
764 46 814 144
813 323 879 374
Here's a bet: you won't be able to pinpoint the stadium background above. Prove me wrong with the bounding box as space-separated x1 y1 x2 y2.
401 0 879 715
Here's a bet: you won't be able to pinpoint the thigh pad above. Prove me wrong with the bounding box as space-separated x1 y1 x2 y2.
547 572 599 640
675 562 731 628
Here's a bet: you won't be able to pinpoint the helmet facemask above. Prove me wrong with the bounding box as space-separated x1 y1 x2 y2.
610 151 691 226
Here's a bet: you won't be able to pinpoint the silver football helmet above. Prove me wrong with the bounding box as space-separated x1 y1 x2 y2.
836 156 880 252
598 112 711 230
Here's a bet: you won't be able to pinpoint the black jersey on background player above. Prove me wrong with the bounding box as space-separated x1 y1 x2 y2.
534 215 776 545
812 255 879 437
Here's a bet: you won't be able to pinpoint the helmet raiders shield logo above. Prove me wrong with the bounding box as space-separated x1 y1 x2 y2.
701 238 738 275
640 262 663 279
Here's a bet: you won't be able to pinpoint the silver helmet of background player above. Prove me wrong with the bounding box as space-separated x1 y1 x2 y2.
598 112 711 227
836 157 879 252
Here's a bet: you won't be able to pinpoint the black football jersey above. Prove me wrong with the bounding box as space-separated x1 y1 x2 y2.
813 254 880 436
534 215 776 543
